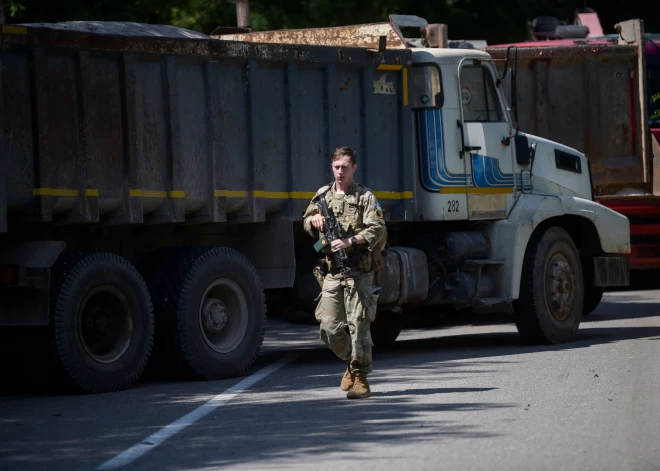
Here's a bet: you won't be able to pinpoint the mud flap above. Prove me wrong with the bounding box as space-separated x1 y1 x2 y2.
593 256 629 287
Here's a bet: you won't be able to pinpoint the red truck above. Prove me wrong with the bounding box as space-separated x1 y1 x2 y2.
486 16 660 273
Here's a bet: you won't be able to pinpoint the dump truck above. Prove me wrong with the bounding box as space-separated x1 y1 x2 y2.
0 15 630 393
486 17 660 277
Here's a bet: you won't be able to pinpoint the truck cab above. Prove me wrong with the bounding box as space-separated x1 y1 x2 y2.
404 42 630 313
411 46 596 221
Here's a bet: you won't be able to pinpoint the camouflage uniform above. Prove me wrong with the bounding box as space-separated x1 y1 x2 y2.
303 182 386 374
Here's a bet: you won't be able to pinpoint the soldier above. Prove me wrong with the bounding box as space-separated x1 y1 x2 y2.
303 146 387 399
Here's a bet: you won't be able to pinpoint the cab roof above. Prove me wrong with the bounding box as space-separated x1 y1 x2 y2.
412 47 492 65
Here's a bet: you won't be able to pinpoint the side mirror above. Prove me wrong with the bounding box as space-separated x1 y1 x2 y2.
499 70 514 110
497 46 518 129
514 135 536 165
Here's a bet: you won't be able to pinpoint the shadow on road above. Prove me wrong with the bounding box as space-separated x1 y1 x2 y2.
372 387 497 397
583 301 660 322
608 270 660 292
1 289 659 471
110 318 660 470
130 302 660 469
131 356 513 471
2 287 659 397
145 399 506 470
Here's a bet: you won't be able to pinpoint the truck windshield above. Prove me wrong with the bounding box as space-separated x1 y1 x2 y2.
460 64 504 123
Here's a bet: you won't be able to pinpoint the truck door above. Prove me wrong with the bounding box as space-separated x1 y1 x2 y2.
412 63 470 221
458 60 515 220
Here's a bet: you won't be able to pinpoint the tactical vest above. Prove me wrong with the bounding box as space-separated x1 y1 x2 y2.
322 184 374 273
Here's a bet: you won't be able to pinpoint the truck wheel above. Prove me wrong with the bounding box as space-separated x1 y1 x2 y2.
370 310 404 348
156 247 265 380
50 252 154 393
513 226 584 344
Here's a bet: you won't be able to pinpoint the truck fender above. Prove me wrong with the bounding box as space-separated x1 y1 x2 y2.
0 241 66 269
559 196 630 255
487 194 629 300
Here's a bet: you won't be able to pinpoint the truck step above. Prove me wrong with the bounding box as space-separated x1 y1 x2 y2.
463 259 505 266
474 297 512 307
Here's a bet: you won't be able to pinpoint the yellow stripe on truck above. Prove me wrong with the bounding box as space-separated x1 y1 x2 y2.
377 64 403 71
129 190 185 198
2 26 28 35
253 191 318 199
214 190 316 199
34 188 414 200
377 64 408 106
439 187 514 195
215 190 413 200
33 188 82 197
34 188 187 198
402 68 408 106
214 190 249 198
372 191 413 200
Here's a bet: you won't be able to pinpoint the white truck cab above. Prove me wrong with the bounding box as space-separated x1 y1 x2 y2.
411 47 597 219
408 46 630 309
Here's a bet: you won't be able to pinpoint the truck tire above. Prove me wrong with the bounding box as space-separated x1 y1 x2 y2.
371 310 404 348
513 226 584 344
155 247 265 380
50 252 154 393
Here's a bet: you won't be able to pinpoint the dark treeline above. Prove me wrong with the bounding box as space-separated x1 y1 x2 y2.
0 0 656 44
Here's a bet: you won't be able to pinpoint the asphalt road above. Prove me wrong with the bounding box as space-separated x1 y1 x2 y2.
1 289 659 471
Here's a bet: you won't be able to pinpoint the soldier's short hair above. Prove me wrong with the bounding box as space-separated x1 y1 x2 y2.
331 146 357 165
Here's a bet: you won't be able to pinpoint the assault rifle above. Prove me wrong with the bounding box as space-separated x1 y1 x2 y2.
314 190 351 279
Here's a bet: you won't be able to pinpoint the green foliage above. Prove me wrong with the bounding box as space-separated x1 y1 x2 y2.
7 1 26 17
4 0 659 44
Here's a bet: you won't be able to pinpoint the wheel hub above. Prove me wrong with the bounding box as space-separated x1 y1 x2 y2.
546 255 575 320
86 307 113 334
198 278 249 354
79 285 133 364
201 298 228 334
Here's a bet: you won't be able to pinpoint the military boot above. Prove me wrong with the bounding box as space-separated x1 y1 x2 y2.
340 364 355 391
347 371 371 399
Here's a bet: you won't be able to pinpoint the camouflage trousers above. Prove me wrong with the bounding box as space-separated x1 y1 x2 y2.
315 272 379 374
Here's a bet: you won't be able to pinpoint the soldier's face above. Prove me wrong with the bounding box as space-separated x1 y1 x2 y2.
332 155 357 185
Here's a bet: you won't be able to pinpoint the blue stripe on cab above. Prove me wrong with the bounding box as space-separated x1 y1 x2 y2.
418 109 524 191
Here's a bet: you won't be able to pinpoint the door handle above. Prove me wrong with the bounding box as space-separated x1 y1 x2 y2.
456 120 481 157
457 120 466 158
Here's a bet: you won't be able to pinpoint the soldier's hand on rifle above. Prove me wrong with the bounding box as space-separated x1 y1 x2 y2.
331 238 350 252
311 214 325 231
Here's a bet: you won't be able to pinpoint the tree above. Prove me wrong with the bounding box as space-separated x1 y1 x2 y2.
3 0 659 44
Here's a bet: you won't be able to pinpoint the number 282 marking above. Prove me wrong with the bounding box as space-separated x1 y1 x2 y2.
447 199 459 213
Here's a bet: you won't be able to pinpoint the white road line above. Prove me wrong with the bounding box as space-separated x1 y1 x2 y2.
97 353 298 470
